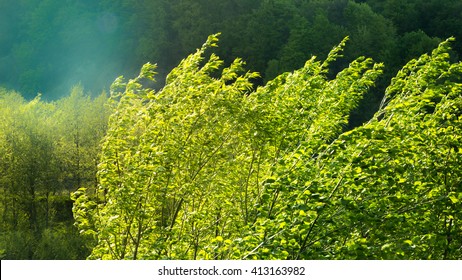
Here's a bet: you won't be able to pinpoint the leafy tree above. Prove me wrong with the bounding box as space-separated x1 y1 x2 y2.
74 35 263 259
230 0 296 77
54 86 111 191
73 34 383 259
398 31 441 64
268 12 347 80
238 38 462 259
75 35 461 260
0 90 62 257
0 87 110 259
365 0 462 60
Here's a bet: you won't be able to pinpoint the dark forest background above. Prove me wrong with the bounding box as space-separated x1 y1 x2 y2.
1 0 461 115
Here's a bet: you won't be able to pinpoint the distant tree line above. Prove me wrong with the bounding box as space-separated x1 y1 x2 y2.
0 87 110 259
1 1 460 106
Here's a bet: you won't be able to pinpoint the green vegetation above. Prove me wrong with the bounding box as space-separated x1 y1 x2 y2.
72 35 461 259
2 1 461 106
0 87 110 259
1 0 461 259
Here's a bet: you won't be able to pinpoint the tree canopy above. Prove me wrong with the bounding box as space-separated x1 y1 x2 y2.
72 35 462 260
2 0 460 105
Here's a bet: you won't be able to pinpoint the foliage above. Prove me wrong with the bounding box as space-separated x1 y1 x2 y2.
74 34 264 259
2 0 461 106
75 35 461 260
78 33 440 260
238 38 462 259
0 87 110 259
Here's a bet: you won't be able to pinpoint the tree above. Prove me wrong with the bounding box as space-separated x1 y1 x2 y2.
0 87 110 259
0 90 60 257
74 35 263 259
228 0 296 79
398 31 441 64
238 38 462 259
76 35 462 260
270 11 347 80
54 86 111 191
73 34 383 259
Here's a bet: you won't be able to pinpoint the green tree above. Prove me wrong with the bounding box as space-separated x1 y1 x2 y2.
76 35 462 260
229 0 296 78
73 35 384 259
74 35 264 259
54 86 110 191
239 38 462 259
398 31 441 64
269 11 347 80
0 86 110 259
0 90 61 257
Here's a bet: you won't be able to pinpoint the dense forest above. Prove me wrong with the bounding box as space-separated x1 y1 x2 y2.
0 0 461 259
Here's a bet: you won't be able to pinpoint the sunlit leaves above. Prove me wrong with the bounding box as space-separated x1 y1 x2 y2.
0 87 109 259
77 34 386 260
81 34 265 259
75 35 462 260
254 38 462 260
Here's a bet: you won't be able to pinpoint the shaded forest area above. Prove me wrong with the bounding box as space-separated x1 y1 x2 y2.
1 1 461 104
0 0 461 259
